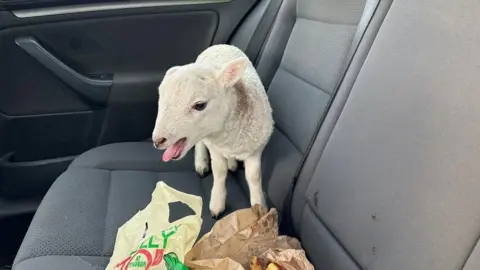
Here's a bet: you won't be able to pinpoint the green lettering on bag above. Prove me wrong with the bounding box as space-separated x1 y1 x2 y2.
129 255 147 268
148 236 160 248
161 225 180 248
127 224 181 258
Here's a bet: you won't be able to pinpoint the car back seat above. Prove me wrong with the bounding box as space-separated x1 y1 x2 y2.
13 0 391 269
289 0 480 269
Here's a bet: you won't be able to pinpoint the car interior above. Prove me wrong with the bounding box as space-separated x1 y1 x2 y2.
1 0 480 269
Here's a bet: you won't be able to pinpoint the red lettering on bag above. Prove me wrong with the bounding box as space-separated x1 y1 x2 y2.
114 248 164 270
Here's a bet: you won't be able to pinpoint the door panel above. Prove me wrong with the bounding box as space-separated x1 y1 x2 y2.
0 11 219 115
15 12 219 74
0 0 258 198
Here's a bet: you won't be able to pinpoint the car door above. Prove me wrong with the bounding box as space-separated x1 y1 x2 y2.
0 0 258 199
0 1 259 263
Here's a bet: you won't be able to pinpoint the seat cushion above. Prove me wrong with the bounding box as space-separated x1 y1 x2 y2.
13 168 249 270
71 142 194 172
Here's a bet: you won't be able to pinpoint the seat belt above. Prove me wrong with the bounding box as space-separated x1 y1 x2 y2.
244 0 284 65
280 0 381 236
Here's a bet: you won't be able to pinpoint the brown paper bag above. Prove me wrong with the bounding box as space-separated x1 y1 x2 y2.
185 205 314 270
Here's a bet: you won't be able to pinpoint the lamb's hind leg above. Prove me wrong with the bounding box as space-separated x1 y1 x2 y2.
195 141 210 177
244 151 267 208
209 150 228 218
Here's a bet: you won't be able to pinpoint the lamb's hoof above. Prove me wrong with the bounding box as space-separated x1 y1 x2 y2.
196 168 210 178
209 206 226 218
195 162 210 178
209 199 226 219
210 210 224 220
227 158 238 172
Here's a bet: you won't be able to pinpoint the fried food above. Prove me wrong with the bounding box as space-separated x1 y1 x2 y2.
250 256 284 270
265 262 282 270
250 256 263 270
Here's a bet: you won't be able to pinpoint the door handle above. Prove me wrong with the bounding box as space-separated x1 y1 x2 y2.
15 36 112 105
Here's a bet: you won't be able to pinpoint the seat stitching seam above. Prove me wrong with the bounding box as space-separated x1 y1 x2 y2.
101 170 112 256
70 165 113 171
70 165 194 173
305 200 363 269
274 125 303 154
77 256 105 269
280 66 332 95
14 254 109 268
298 15 358 26
461 232 480 269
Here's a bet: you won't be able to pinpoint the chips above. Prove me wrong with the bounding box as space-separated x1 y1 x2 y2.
265 262 282 270
250 256 283 270
250 256 263 270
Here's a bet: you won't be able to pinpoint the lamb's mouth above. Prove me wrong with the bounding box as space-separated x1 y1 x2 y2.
162 137 187 162
172 138 187 160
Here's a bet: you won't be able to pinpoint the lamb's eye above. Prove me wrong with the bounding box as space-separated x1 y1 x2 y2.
193 101 207 111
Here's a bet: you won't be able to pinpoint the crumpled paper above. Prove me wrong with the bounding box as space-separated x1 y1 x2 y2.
184 204 314 270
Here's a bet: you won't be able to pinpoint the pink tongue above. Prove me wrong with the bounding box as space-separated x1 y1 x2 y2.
162 143 182 162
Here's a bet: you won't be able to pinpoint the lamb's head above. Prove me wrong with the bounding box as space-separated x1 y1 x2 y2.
152 57 249 162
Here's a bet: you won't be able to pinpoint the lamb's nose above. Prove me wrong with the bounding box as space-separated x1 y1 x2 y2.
153 137 167 148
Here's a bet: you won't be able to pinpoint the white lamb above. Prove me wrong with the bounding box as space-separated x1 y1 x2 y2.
152 44 274 217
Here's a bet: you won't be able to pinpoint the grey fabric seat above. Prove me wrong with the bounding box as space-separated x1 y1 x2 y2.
14 166 250 270
71 142 195 172
288 0 480 269
13 0 393 269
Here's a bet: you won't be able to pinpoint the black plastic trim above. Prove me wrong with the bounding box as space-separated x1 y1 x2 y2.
0 152 77 197
0 0 121 11
15 36 112 105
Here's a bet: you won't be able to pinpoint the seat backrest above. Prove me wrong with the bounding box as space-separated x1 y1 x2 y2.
236 0 389 212
291 0 480 269
263 0 368 208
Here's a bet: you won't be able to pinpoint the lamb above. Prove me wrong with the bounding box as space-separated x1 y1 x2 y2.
151 44 274 217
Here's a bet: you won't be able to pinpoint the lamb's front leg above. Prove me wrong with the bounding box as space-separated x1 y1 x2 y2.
244 152 267 208
227 157 238 172
194 141 210 177
209 150 228 218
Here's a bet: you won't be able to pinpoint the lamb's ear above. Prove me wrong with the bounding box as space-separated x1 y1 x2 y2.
217 57 248 87
165 66 180 77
